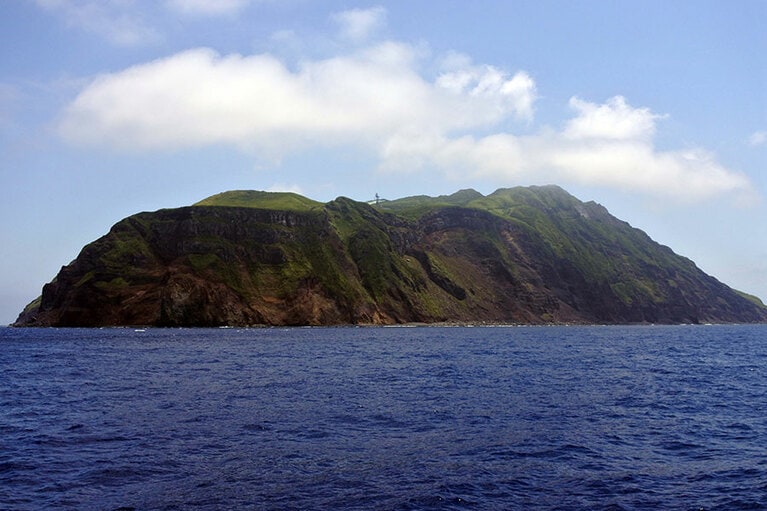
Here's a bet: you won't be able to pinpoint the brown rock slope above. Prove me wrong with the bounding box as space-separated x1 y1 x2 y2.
15 186 767 326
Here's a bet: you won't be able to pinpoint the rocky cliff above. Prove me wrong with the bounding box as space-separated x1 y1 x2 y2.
15 186 767 326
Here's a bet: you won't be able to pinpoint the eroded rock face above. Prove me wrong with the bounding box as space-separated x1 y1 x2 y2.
15 187 767 327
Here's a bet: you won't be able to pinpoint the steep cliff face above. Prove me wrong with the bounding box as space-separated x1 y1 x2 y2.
15 186 767 326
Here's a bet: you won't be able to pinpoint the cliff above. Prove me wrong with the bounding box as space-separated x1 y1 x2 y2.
15 186 767 326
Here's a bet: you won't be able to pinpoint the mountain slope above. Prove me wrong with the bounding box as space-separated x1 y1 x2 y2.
15 186 767 326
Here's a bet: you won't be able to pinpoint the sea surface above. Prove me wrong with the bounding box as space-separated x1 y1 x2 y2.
1 325 767 510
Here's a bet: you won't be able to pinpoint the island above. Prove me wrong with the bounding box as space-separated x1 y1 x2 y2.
15 185 767 327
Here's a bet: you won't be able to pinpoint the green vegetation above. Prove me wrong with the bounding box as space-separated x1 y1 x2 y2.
194 190 322 211
94 277 129 290
21 295 41 314
379 188 484 219
75 271 96 287
326 197 420 306
188 253 219 272
736 290 766 308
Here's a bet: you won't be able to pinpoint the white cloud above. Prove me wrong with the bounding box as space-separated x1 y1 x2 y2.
58 44 536 153
564 96 663 141
436 59 537 122
749 131 767 147
33 0 160 47
165 0 254 16
57 39 752 202
331 6 387 42
381 96 752 201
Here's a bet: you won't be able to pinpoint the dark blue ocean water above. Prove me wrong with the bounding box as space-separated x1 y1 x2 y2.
1 325 767 510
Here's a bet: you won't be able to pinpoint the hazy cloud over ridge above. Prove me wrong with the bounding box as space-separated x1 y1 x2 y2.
55 10 753 203
381 96 751 201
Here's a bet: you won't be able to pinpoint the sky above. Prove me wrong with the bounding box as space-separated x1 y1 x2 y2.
1 0 766 324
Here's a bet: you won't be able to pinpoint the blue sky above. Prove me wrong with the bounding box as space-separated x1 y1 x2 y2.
1 0 765 324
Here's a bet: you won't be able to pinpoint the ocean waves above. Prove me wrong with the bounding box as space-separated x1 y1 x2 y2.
1 325 766 510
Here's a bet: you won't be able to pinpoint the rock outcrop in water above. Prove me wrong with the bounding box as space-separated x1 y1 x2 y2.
14 186 767 326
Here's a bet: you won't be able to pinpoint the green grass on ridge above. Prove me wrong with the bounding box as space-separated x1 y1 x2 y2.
194 190 322 211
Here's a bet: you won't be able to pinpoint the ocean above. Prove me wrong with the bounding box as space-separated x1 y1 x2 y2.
1 325 766 510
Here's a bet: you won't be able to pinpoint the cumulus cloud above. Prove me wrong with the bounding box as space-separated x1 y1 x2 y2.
58 44 536 153
382 97 751 201
564 96 663 141
57 36 751 202
331 6 387 42
436 56 537 122
33 0 160 47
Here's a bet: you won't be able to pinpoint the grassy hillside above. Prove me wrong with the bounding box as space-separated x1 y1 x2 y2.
194 190 322 211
